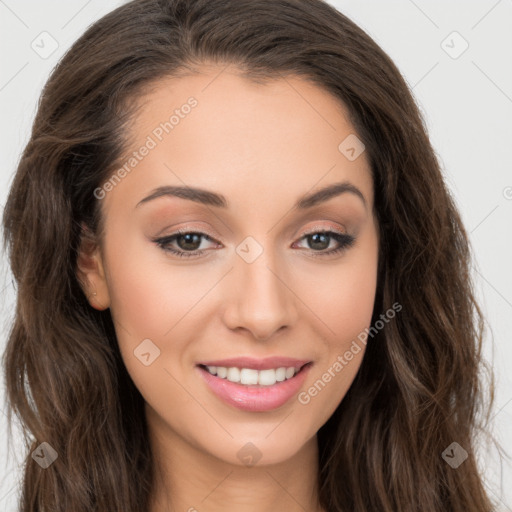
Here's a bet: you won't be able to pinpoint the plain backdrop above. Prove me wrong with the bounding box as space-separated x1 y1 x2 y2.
1 0 511 510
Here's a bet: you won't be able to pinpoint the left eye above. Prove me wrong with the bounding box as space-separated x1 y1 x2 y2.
154 229 355 258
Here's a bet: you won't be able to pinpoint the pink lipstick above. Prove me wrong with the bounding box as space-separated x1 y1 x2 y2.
195 357 313 412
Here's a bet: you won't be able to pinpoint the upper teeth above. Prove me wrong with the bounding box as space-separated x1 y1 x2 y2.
205 366 299 386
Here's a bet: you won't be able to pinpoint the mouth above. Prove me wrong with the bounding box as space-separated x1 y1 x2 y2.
195 360 313 412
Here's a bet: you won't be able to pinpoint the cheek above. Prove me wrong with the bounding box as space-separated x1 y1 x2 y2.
296 232 379 345
104 228 209 339
103 234 206 407
308 265 376 334
298 266 376 430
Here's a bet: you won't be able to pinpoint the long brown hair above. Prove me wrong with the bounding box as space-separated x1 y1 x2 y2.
2 0 497 510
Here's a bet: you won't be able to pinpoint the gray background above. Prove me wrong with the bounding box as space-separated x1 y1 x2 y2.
1 0 511 510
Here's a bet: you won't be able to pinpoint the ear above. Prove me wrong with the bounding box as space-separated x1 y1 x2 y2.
76 223 111 310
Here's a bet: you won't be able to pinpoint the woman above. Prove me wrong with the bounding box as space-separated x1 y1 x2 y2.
1 0 496 510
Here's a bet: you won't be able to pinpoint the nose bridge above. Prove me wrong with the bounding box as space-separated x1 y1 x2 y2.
223 237 297 339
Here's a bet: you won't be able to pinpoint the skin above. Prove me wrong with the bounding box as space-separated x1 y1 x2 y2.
77 63 379 512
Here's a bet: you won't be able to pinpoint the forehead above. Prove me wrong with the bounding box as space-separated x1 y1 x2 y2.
103 64 373 219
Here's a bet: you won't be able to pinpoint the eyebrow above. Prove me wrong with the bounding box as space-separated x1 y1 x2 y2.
136 180 367 211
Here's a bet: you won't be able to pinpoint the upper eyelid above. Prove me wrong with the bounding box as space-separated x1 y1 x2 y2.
158 225 349 243
300 224 348 236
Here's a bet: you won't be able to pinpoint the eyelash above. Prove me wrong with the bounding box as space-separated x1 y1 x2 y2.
153 227 356 259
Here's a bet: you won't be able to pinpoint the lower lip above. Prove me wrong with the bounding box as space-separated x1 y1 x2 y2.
196 363 313 412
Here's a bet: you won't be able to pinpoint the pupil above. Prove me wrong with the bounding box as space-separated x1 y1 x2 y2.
179 233 201 250
309 233 329 250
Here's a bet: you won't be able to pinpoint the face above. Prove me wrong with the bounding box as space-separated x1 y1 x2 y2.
79 64 379 467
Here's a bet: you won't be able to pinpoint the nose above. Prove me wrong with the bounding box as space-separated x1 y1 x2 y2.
222 246 298 341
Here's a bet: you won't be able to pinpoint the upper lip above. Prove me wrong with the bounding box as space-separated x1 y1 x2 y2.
196 357 311 371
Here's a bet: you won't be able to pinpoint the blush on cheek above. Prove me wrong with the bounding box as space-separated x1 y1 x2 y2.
107 253 219 358
306 269 377 340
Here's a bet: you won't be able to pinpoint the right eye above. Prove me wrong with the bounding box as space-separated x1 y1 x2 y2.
154 230 221 258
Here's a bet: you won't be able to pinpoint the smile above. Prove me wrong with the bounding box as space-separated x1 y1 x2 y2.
196 362 313 412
